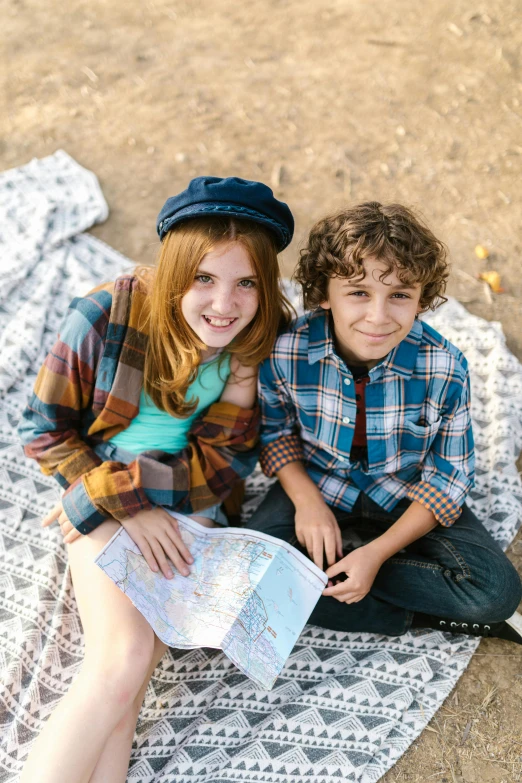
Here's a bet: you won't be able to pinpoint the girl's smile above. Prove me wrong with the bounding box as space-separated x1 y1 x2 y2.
202 315 238 329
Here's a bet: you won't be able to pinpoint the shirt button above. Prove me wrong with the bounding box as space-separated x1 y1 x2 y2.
342 416 350 424
344 378 351 386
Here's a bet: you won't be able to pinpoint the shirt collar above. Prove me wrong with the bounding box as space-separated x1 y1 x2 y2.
307 309 422 378
308 310 336 364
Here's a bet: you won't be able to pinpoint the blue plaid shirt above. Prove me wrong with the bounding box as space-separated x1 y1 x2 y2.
259 310 475 526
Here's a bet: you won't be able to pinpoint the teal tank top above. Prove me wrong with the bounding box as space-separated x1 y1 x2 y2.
110 354 231 455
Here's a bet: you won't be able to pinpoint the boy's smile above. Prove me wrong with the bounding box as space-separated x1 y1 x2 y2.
320 256 422 368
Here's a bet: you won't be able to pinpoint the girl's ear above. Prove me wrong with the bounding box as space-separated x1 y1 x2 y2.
319 300 331 310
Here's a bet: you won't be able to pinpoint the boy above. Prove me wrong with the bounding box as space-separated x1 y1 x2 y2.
248 202 522 643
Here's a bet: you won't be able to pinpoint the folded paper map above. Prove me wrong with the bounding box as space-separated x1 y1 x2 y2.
95 514 327 689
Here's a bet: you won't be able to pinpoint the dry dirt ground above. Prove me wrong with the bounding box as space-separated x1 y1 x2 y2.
3 0 522 780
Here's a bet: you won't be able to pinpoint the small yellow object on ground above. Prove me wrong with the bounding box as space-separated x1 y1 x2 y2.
474 244 489 259
479 270 503 293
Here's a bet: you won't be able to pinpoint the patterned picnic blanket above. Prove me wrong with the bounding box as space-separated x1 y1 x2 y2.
0 152 521 783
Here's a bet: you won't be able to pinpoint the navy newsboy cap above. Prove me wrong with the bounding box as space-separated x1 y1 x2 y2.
156 176 294 251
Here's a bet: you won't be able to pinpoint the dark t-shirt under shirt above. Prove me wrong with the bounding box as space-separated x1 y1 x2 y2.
347 363 369 465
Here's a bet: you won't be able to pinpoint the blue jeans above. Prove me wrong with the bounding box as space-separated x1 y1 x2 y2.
247 482 522 636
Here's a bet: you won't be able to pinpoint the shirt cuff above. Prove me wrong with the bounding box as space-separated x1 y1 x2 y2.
406 481 462 527
260 434 304 477
62 480 108 535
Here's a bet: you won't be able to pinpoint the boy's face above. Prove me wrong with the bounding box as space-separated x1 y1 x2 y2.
320 256 422 369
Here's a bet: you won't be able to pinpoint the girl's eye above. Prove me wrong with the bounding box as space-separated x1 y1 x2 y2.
238 279 256 288
195 275 212 284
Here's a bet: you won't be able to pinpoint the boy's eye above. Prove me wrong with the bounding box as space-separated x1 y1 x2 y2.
348 290 369 297
195 275 212 284
238 279 256 288
391 292 411 299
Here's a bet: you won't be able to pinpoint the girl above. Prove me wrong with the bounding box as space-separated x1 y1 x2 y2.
18 176 294 783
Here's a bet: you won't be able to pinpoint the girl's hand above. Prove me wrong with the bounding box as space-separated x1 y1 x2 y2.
121 507 194 579
295 499 343 571
321 545 384 604
42 502 83 544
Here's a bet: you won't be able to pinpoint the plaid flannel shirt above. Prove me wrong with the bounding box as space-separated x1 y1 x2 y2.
19 275 259 534
259 310 475 527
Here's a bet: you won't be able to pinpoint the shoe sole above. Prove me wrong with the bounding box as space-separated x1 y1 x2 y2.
505 610 522 638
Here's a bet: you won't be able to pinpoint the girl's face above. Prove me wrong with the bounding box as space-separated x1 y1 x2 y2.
181 242 259 350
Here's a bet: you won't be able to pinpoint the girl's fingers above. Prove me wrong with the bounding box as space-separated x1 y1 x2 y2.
166 519 193 564
59 519 74 536
41 503 63 528
136 536 160 574
161 533 191 578
64 528 82 544
148 538 175 580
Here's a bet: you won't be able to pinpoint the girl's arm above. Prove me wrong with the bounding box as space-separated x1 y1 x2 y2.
219 356 258 409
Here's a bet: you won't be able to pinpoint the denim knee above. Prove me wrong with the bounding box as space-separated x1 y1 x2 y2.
468 554 522 622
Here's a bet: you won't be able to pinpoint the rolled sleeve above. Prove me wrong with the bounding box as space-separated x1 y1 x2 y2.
405 481 462 526
406 366 474 526
260 434 304 477
258 354 302 477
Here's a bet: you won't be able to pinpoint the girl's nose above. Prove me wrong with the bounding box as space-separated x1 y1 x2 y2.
211 285 236 314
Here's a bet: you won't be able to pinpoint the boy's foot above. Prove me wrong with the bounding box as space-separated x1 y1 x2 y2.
412 610 522 645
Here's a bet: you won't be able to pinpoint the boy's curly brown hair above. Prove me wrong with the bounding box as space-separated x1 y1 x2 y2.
294 202 449 312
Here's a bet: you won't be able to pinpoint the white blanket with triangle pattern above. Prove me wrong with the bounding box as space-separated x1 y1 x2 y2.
0 152 521 783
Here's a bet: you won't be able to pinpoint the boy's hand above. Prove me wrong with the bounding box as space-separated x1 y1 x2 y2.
121 508 194 579
322 545 384 604
42 502 82 544
295 499 343 571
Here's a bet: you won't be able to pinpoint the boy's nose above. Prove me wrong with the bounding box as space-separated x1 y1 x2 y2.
367 299 390 324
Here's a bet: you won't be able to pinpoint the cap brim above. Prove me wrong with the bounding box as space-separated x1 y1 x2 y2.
159 202 290 251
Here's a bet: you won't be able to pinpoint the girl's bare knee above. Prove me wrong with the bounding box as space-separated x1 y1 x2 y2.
83 633 156 710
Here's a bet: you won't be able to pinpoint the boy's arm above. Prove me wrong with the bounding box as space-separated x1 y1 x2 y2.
404 365 474 527
277 461 343 570
258 354 304 475
258 355 342 570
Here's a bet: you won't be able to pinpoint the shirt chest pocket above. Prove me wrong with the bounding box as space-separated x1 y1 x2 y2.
297 393 339 446
387 418 442 470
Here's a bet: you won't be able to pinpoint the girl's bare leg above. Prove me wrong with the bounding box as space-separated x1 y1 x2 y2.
189 515 217 528
88 635 167 783
20 521 161 783
86 515 215 781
